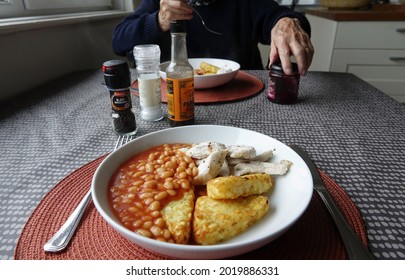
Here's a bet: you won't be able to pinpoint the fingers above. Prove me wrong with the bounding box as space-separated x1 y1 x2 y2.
269 17 314 76
271 40 293 74
159 0 193 31
269 43 280 68
290 39 313 75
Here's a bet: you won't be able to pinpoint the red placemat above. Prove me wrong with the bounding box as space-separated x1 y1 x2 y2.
14 155 368 260
130 71 264 104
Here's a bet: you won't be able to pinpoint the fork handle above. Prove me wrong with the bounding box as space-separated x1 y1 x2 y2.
43 190 92 252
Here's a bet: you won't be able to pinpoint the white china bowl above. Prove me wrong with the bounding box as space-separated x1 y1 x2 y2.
160 58 240 89
92 125 313 259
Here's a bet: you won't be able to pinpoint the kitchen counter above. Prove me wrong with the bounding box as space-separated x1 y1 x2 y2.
305 4 405 21
306 4 405 102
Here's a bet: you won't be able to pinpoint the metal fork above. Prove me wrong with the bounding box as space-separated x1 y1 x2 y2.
43 135 134 253
191 7 222 36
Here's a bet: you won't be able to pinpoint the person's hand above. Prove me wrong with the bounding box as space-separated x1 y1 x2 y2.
158 0 193 32
269 17 314 76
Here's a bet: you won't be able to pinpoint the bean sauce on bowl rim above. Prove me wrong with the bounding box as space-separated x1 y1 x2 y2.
109 143 197 243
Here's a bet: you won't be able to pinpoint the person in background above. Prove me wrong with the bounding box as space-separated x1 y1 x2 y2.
112 0 314 75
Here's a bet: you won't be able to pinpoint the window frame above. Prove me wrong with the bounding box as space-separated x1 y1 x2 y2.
23 0 112 10
0 0 130 19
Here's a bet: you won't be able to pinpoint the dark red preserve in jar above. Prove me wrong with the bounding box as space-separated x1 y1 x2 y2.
267 62 300 104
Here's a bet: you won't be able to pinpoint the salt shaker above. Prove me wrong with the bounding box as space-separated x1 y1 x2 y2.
102 59 138 136
133 44 164 121
267 61 300 104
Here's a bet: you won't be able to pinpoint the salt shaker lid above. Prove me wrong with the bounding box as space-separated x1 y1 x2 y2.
133 44 161 60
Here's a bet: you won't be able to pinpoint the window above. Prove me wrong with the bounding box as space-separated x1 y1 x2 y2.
23 0 112 10
0 0 130 19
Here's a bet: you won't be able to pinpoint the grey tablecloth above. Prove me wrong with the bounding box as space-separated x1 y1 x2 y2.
1 69 404 260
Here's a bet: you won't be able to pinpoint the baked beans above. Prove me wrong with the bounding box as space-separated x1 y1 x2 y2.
109 144 196 243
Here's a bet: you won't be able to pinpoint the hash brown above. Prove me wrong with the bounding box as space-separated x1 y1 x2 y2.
207 173 273 199
161 189 195 244
193 195 269 245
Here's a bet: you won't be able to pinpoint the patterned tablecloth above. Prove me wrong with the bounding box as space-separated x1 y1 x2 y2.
0 69 404 260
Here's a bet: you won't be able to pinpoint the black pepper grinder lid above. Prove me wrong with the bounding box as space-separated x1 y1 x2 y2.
170 20 186 33
102 59 131 89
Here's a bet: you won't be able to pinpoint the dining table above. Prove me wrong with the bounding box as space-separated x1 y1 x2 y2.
0 67 404 261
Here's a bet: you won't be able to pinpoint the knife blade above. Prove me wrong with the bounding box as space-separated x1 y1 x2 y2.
290 145 374 260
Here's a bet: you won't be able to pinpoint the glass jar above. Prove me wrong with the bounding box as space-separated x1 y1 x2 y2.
267 62 300 104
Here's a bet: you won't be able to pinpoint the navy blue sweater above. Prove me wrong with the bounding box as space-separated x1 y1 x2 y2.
112 0 311 69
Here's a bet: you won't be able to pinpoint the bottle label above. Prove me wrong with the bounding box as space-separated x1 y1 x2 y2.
166 77 194 122
110 89 132 111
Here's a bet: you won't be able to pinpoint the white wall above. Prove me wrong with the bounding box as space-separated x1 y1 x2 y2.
258 43 270 69
0 16 124 101
0 1 141 101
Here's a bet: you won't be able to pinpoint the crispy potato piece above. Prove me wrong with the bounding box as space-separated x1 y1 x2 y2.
161 190 195 244
207 173 273 199
200 62 220 74
193 195 269 245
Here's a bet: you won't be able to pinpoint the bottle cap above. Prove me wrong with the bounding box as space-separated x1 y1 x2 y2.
170 20 186 33
102 60 131 89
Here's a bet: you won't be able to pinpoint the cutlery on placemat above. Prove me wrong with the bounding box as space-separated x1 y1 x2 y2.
43 135 134 253
290 145 374 260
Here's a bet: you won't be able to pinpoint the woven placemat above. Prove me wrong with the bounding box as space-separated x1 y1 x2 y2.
130 71 264 104
14 154 368 260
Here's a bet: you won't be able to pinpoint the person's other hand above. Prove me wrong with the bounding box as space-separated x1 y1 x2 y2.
269 17 314 76
158 0 193 32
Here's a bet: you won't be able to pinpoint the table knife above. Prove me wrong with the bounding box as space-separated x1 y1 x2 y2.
290 145 375 260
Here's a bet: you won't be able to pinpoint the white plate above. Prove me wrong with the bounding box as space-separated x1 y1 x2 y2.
160 58 240 89
92 125 313 259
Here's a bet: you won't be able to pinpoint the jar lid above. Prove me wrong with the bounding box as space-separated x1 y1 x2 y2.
270 61 299 74
102 59 131 89
133 44 161 60
170 20 186 33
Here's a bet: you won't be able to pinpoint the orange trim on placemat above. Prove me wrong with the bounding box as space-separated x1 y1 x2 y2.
131 71 264 104
14 154 368 260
